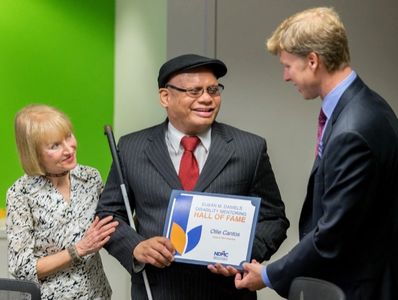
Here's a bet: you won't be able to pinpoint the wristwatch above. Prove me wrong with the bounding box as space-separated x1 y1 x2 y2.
67 245 83 264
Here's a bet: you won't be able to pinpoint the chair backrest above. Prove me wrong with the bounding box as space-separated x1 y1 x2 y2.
0 278 41 300
288 276 346 300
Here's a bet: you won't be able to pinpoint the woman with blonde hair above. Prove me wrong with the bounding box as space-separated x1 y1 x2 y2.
7 104 118 299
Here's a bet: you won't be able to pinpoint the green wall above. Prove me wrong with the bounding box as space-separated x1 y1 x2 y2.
0 1 115 208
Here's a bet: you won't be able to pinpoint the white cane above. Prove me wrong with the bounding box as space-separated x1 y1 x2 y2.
104 125 153 300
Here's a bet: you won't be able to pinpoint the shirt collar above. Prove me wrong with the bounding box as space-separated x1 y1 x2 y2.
322 70 357 119
167 122 211 154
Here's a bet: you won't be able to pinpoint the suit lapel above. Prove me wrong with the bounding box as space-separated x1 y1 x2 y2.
195 122 234 191
144 121 182 189
300 77 366 237
143 121 235 191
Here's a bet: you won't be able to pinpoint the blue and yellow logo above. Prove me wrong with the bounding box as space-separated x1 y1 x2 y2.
168 194 202 255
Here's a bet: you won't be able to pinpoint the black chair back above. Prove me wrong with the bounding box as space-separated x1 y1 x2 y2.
289 276 346 300
0 278 41 300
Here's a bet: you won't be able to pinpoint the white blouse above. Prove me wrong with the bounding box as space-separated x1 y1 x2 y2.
6 164 112 300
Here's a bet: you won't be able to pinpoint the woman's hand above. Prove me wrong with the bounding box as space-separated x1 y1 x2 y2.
75 215 118 257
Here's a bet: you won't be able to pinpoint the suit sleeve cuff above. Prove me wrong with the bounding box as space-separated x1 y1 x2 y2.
132 258 145 273
261 265 273 289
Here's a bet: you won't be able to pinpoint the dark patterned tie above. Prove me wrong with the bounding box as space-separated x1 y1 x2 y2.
316 109 327 156
179 136 200 191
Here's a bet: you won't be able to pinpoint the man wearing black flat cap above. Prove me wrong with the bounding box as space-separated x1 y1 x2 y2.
97 54 289 299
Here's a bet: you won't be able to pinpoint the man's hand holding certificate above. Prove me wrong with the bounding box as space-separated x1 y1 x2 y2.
163 190 260 270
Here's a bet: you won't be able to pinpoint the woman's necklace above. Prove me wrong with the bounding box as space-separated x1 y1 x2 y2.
45 170 69 177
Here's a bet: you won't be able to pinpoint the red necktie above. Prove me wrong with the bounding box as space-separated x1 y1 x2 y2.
315 109 327 156
179 136 200 191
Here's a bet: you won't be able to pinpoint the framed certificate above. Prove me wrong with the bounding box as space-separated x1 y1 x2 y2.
163 190 260 270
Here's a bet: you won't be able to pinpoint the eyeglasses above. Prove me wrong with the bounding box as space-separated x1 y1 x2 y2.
165 83 224 98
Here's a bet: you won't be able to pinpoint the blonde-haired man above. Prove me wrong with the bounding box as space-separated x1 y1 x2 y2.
235 7 398 300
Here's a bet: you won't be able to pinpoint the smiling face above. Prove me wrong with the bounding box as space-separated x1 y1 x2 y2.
159 68 221 135
279 50 321 100
39 132 77 175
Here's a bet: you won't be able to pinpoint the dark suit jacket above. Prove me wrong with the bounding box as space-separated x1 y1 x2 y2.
97 121 289 300
268 77 398 299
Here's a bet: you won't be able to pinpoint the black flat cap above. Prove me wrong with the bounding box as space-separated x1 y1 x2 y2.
157 54 227 88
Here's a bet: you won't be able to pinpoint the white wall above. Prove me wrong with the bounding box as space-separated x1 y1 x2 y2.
168 1 398 299
114 0 167 140
0 231 8 279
